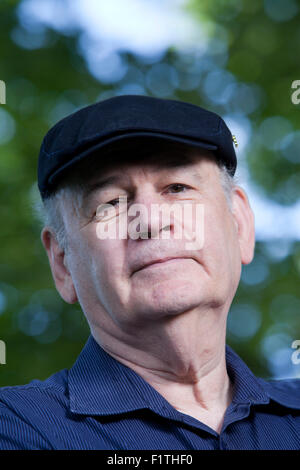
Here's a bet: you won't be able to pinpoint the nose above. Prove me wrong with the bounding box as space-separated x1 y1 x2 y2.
127 186 174 240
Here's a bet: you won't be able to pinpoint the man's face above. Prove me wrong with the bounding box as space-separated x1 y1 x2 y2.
46 147 255 333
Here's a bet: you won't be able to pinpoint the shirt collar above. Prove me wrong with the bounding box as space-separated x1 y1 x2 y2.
68 335 300 416
226 345 300 409
68 335 169 416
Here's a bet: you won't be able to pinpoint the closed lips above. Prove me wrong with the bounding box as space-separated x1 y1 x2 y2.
133 257 191 273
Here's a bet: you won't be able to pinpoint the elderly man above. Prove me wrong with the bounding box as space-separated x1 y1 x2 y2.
0 95 299 450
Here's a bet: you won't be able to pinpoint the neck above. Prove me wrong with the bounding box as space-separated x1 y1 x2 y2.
91 305 233 433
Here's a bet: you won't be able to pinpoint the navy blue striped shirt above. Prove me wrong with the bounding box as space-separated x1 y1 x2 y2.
0 335 300 450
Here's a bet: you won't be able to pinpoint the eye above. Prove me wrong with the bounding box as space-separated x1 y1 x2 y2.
167 183 190 193
93 196 127 221
106 195 128 206
106 198 120 206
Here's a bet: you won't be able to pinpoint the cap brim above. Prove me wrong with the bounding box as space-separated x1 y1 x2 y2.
48 131 218 188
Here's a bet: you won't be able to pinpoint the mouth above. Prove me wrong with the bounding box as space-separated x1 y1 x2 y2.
133 257 192 274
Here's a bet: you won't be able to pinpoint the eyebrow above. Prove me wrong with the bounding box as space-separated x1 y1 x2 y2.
83 175 124 202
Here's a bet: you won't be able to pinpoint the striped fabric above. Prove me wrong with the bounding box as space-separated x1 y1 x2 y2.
0 335 299 450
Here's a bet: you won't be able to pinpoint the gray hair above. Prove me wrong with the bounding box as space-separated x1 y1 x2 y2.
34 161 238 252
219 163 238 208
38 187 72 253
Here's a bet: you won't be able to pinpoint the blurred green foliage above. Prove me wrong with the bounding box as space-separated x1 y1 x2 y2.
0 0 300 385
189 0 300 204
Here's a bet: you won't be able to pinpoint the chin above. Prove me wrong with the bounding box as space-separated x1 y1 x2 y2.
131 280 203 319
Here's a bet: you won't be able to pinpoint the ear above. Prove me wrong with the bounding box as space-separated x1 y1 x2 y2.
231 186 255 265
41 227 78 304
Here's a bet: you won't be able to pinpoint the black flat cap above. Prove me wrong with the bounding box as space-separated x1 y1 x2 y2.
38 95 237 199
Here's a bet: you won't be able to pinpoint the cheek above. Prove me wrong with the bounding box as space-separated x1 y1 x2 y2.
68 234 126 306
82 234 127 283
87 238 131 312
203 200 238 264
67 237 93 283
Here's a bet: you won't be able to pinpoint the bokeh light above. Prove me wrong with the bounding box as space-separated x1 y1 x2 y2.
264 0 299 22
203 68 236 105
0 291 7 316
260 325 299 379
259 116 293 151
241 253 270 287
0 109 16 145
17 289 64 344
146 63 179 97
227 304 262 341
280 131 300 164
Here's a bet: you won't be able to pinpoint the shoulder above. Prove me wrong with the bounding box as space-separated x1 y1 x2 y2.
258 376 300 409
0 369 68 450
0 367 68 405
